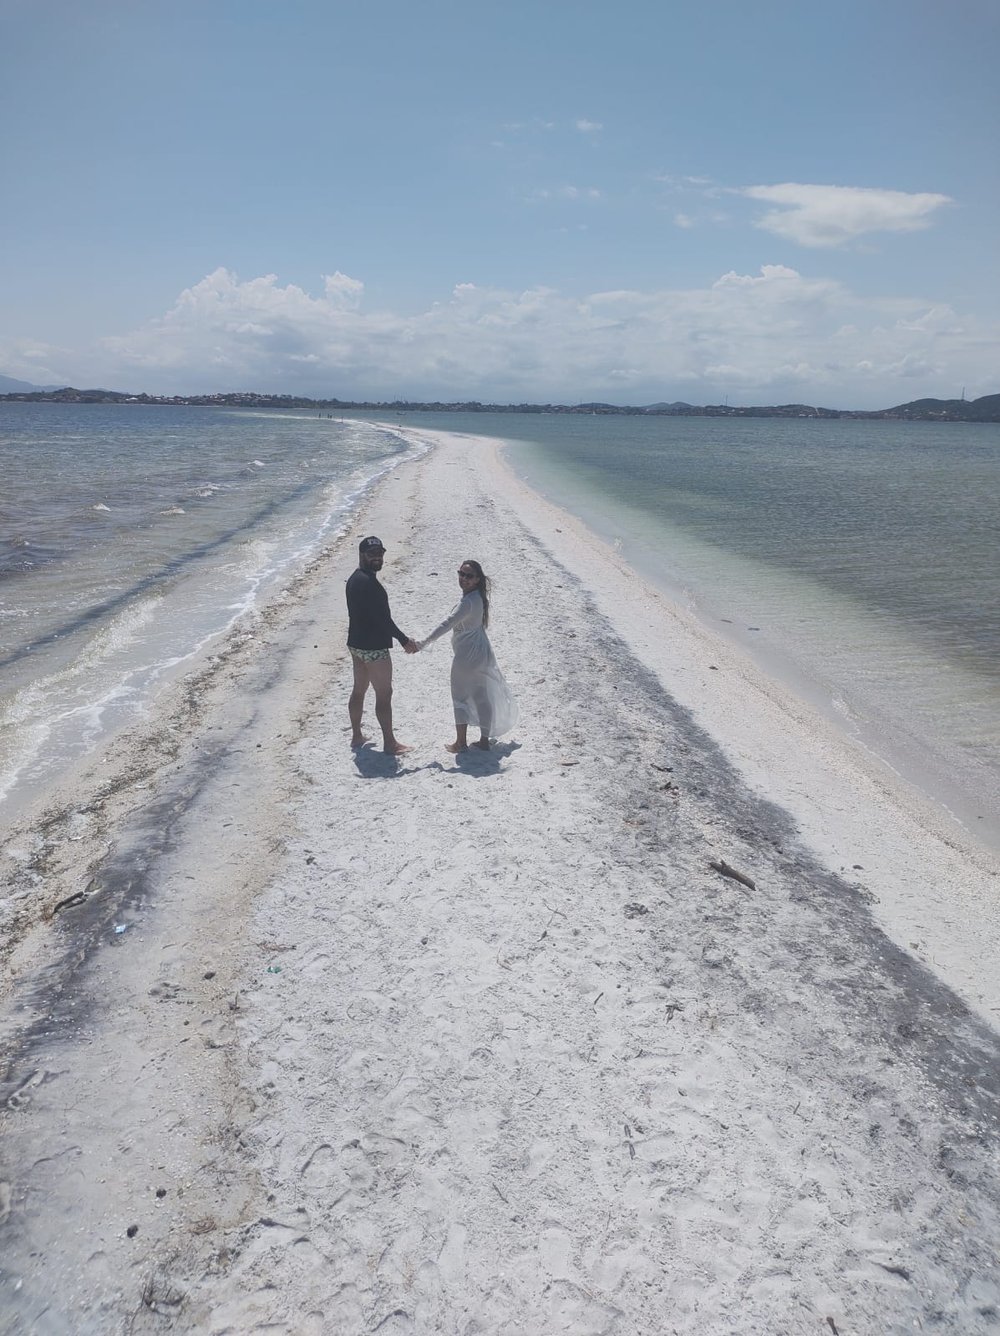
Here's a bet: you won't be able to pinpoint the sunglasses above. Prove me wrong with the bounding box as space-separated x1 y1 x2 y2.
458 570 476 579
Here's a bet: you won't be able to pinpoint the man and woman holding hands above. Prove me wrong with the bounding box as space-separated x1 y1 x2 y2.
346 535 517 755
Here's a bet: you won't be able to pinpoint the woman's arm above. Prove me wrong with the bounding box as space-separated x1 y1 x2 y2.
418 600 465 649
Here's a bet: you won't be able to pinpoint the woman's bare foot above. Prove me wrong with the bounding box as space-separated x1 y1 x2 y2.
351 734 371 749
445 741 467 753
384 741 412 755
474 738 491 750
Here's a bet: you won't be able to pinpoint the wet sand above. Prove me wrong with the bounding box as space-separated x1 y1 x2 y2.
2 427 999 1334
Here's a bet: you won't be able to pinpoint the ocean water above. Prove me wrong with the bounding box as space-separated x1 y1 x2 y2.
0 403 417 821
3 403 998 853
381 410 1000 848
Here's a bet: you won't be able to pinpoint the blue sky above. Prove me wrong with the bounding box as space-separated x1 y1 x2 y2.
1 0 997 407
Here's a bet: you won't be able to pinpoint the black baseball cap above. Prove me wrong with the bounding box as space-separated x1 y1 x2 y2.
359 535 385 552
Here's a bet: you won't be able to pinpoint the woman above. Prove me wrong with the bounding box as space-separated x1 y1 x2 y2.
416 560 518 752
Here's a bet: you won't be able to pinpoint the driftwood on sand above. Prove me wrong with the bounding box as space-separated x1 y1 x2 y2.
709 858 758 891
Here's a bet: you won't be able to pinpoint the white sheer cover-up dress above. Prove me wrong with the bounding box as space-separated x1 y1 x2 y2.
421 590 518 737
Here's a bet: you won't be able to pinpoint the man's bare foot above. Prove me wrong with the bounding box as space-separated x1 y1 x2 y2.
384 741 412 755
445 741 467 753
351 735 371 749
474 738 491 750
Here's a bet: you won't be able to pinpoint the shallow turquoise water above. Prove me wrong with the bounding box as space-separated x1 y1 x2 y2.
3 402 998 846
370 410 1000 844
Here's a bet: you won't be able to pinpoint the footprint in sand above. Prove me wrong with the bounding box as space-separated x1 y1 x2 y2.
339 1139 377 1193
300 1143 337 1189
534 1278 623 1335
364 1131 410 1172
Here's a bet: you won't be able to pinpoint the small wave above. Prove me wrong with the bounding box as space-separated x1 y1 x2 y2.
92 503 111 512
0 595 162 805
160 506 186 515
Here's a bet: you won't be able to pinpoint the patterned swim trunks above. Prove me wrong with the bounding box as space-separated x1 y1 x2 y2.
349 646 391 663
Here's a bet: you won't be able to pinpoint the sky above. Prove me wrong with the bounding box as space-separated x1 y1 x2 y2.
1 0 998 408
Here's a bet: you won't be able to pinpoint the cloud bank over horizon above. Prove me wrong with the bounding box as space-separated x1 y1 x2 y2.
2 262 993 410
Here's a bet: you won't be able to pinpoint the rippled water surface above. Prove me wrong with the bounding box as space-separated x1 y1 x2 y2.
0 403 413 816
4 403 999 847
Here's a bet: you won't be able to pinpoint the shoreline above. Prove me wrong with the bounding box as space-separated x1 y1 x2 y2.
496 427 1000 862
464 426 1000 1015
0 424 427 837
2 426 999 1333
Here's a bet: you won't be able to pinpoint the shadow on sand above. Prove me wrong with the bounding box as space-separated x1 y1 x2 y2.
352 739 520 779
450 739 520 777
352 745 446 780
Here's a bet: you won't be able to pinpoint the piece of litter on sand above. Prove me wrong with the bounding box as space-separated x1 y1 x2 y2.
51 891 87 916
114 924 128 934
709 858 757 892
266 965 282 974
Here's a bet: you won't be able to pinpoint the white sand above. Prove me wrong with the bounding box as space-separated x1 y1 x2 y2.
2 427 999 1334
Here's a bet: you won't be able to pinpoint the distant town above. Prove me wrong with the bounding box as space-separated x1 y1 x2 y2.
1 385 998 422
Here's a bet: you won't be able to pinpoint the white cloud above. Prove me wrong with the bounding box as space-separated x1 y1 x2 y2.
0 338 75 384
576 119 603 133
501 118 556 133
713 263 817 289
653 173 723 198
3 264 990 409
740 183 953 248
533 185 602 201
655 173 716 189
323 271 365 308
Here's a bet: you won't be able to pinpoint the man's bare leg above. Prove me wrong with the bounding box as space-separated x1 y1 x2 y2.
368 657 410 754
348 656 372 748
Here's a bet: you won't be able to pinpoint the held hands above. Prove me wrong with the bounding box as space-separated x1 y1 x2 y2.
403 638 421 654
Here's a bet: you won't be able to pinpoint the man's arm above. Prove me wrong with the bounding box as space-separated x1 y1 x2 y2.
346 569 380 644
389 618 412 648
347 571 371 638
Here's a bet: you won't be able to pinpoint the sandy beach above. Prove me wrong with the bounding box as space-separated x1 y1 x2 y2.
2 427 1000 1335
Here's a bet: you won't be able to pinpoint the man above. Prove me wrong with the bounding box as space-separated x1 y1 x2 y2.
346 536 416 754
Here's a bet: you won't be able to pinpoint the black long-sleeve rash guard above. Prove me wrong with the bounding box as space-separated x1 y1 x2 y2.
346 567 409 650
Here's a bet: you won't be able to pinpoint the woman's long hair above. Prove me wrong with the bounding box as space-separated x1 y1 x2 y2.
463 559 491 627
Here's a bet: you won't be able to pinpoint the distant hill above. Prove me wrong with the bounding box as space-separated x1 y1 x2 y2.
0 373 65 393
1 384 998 421
884 394 1000 422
